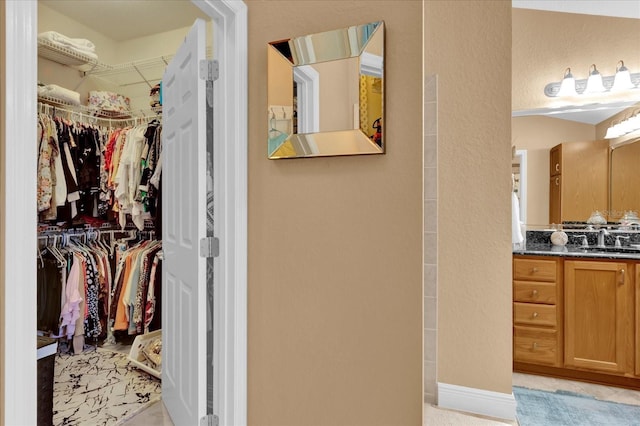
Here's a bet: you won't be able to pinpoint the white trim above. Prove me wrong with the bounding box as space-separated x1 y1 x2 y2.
192 1 248 425
437 382 517 421
293 65 320 134
2 1 247 425
2 1 38 425
360 52 383 78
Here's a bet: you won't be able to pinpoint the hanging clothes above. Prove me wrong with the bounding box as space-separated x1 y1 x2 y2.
111 239 162 334
37 229 160 353
36 106 163 230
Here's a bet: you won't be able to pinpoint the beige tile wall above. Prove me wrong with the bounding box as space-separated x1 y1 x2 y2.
424 74 437 404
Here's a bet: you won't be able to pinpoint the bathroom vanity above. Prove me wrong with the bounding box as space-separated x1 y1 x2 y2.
513 234 640 389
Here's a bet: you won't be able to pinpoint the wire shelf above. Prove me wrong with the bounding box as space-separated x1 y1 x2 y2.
37 38 104 72
38 97 161 125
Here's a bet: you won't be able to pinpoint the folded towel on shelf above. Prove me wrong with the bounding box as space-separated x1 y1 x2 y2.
38 31 96 52
37 84 81 106
38 31 99 61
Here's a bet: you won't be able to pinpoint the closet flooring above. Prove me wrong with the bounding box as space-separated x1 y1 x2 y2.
121 400 173 426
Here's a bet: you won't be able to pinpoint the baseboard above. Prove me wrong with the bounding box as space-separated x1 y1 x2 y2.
437 382 517 421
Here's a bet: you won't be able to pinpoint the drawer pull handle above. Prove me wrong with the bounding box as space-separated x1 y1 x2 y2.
555 177 559 186
532 312 539 318
532 342 538 350
619 269 625 285
532 267 539 273
532 289 538 297
555 164 560 172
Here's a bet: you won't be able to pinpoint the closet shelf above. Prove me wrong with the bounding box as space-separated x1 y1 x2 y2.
38 97 162 122
85 45 212 80
37 38 104 72
85 55 174 78
39 39 212 89
38 38 171 88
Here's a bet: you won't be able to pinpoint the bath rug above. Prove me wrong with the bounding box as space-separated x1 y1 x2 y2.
513 385 640 425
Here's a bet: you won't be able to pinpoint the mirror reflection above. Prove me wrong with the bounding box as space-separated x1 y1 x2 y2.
611 140 640 221
267 21 384 159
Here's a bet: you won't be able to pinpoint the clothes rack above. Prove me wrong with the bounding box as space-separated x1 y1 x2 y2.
38 100 161 127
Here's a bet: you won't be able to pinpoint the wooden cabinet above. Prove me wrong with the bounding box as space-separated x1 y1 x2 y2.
514 255 640 386
564 260 634 375
550 145 561 177
548 140 609 224
549 176 561 224
513 257 563 367
637 267 640 377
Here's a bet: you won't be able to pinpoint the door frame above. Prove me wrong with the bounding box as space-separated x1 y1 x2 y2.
1 1 248 425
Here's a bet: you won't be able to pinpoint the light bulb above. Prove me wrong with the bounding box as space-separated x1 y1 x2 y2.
611 60 634 91
556 68 577 97
584 64 605 93
605 121 623 139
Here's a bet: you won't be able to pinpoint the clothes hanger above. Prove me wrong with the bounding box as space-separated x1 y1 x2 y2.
93 230 111 255
37 246 45 269
45 235 67 268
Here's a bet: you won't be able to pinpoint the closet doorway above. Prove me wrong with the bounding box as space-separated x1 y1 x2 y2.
1 1 247 425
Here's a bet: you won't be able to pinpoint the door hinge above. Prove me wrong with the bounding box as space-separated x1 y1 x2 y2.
200 237 220 258
200 414 219 426
200 59 219 82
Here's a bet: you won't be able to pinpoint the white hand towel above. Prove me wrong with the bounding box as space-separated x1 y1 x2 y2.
512 192 524 244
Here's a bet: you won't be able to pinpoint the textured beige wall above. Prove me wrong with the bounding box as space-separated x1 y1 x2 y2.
425 1 513 394
246 1 423 424
513 9 640 112
512 116 595 225
0 0 5 420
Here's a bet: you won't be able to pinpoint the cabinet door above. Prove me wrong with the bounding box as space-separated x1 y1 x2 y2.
549 175 561 225
565 260 633 374
559 140 609 222
550 145 561 176
637 266 640 377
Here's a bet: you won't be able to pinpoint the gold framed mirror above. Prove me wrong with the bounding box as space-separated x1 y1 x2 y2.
267 21 384 159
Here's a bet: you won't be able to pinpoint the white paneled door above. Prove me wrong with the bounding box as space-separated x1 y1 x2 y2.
162 19 208 426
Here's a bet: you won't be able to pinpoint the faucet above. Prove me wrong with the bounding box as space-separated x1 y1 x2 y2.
597 228 609 248
572 234 589 248
615 235 630 248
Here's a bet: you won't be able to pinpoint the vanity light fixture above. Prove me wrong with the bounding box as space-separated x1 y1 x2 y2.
604 110 640 140
544 60 640 97
604 120 623 139
584 64 605 94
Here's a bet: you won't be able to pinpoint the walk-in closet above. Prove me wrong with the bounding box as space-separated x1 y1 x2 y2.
35 2 210 424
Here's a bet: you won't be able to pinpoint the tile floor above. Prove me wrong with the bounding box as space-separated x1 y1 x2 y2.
121 373 640 425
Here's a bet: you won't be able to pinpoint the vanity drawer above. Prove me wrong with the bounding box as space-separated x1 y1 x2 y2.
514 281 557 304
514 302 557 327
514 258 557 282
514 326 558 366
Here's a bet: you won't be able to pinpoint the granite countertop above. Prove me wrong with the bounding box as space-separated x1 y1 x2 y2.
513 243 640 260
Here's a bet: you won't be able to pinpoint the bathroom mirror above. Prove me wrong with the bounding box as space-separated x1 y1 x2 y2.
267 21 384 159
610 138 640 221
